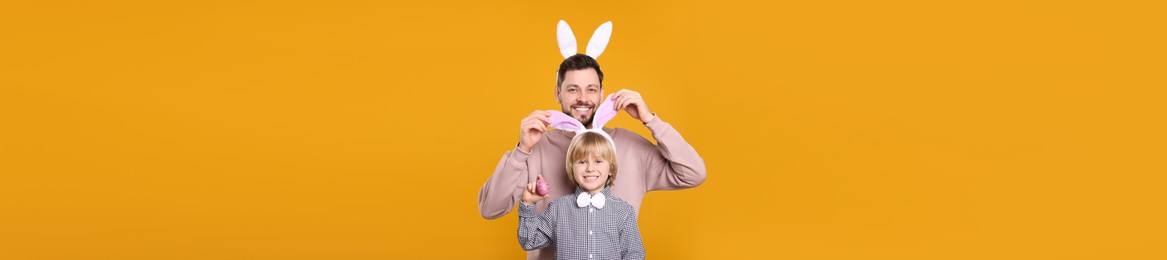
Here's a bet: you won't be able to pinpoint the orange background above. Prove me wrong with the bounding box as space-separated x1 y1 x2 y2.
2 0 1165 259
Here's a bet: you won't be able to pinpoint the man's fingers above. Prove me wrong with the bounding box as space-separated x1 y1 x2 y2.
612 95 621 110
613 89 634 100
614 89 640 109
620 95 642 111
525 117 547 127
521 110 557 136
528 111 550 125
524 120 547 132
527 112 550 125
522 118 539 131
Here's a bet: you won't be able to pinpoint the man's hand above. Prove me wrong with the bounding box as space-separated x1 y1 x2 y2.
518 110 555 153
612 89 655 124
522 175 551 205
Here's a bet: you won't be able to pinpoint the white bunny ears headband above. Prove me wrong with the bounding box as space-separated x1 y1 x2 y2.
551 20 617 151
556 20 613 59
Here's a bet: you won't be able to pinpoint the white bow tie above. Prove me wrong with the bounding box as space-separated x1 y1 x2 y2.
576 192 606 209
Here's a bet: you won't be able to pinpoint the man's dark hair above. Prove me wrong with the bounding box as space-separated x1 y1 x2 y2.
556 54 604 88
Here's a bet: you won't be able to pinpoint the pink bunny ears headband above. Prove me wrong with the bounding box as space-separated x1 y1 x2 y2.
548 93 620 151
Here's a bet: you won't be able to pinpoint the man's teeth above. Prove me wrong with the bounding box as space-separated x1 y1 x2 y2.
574 107 592 111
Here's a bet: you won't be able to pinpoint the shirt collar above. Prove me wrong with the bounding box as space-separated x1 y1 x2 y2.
574 186 611 197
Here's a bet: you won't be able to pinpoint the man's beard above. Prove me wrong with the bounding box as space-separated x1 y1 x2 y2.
563 99 597 127
564 108 595 127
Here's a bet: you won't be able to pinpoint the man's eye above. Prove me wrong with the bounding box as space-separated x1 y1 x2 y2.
588 89 597 93
568 89 577 93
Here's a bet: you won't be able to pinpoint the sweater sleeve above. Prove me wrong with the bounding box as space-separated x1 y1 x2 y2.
478 145 536 219
517 201 557 251
641 115 708 191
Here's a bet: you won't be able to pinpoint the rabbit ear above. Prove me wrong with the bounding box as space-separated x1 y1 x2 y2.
548 111 586 132
590 93 619 130
557 20 578 59
585 21 613 59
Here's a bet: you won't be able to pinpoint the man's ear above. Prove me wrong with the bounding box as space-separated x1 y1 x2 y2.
554 86 562 104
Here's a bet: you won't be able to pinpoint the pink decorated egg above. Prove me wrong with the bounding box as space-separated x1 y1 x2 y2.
535 178 550 196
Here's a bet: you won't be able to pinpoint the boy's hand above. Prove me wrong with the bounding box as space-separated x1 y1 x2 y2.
522 175 551 205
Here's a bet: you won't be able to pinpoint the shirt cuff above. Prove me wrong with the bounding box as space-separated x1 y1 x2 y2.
644 113 668 130
642 112 659 125
514 143 533 156
518 202 537 217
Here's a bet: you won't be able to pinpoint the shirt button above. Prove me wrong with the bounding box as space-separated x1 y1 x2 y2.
589 208 593 213
589 254 593 258
589 230 593 235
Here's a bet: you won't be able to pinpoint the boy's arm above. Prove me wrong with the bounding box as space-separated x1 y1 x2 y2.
641 115 708 191
620 210 646 260
479 145 537 219
517 201 557 251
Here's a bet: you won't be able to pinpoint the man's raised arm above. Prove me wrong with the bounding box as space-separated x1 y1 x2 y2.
642 115 707 191
479 110 553 219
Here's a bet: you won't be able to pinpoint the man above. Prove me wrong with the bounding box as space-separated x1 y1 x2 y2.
479 54 706 259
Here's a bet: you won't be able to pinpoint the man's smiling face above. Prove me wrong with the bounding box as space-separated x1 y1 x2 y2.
556 68 603 128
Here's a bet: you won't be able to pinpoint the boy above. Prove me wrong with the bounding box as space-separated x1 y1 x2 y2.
518 131 646 260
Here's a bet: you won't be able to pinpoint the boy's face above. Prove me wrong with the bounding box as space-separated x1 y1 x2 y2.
571 153 611 194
